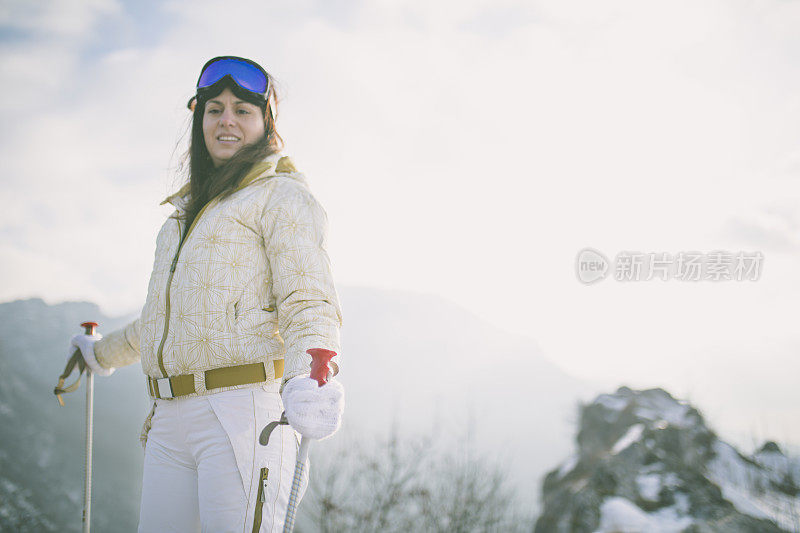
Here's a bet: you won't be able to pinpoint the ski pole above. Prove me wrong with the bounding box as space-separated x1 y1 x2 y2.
67 322 97 533
79 321 98 533
54 321 98 531
282 349 336 533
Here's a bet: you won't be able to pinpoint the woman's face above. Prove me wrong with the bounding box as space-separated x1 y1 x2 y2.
202 87 266 167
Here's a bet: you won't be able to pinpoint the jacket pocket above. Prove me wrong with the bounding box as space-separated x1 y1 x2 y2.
253 466 269 533
139 400 157 451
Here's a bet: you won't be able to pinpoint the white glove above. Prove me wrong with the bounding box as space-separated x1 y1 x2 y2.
70 333 115 376
282 376 344 440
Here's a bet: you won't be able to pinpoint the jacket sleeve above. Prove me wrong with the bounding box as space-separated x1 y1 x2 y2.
261 180 343 387
93 318 142 369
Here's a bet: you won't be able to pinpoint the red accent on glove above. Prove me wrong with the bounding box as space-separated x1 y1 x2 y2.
306 348 337 387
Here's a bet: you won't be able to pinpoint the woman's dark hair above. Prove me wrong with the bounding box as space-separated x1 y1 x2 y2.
180 75 283 228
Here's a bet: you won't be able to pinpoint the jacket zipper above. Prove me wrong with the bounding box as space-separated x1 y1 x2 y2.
155 201 216 378
154 160 276 378
253 467 269 532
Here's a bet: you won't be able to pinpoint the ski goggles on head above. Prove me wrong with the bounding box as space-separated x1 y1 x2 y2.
187 56 271 110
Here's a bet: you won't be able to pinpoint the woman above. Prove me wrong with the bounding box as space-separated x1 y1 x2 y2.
69 56 345 532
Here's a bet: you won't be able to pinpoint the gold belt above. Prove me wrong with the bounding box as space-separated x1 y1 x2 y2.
147 359 284 399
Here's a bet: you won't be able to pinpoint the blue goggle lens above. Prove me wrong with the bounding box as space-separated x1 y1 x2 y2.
197 57 268 95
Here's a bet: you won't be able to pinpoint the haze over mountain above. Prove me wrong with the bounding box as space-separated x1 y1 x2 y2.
0 298 144 532
337 286 599 489
1 287 795 530
0 287 597 530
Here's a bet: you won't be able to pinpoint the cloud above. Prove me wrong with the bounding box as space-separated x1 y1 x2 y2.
0 0 121 38
1 0 799 339
722 204 800 252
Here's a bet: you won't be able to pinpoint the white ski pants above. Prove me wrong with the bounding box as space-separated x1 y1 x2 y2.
138 384 308 532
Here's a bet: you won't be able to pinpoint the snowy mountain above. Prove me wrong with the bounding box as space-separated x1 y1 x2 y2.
0 288 597 530
0 297 146 532
535 386 800 533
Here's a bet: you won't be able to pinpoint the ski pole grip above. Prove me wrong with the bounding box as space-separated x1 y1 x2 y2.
306 348 336 387
53 321 100 407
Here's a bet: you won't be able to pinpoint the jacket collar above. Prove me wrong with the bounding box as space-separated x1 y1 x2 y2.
160 153 303 209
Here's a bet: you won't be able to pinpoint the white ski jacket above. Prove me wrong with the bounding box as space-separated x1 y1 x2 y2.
94 152 342 399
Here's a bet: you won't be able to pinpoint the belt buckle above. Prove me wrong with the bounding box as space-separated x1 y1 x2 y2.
154 377 174 399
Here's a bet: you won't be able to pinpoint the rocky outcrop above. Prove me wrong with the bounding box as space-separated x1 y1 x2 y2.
535 386 799 533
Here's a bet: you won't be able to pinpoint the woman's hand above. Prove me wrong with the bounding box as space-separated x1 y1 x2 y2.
70 332 115 376
281 376 344 440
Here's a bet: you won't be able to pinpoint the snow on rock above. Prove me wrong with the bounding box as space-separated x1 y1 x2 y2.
632 393 693 428
636 473 661 502
595 393 629 412
594 497 651 532
593 495 694 533
756 448 791 473
754 442 800 484
648 492 693 532
611 423 644 455
556 454 578 479
707 439 800 531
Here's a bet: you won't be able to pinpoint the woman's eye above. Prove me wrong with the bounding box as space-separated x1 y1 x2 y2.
207 108 220 114
237 109 251 115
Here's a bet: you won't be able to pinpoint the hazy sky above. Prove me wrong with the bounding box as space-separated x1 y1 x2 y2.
1 0 798 446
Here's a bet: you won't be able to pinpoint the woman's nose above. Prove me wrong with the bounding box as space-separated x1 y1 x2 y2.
220 109 236 126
